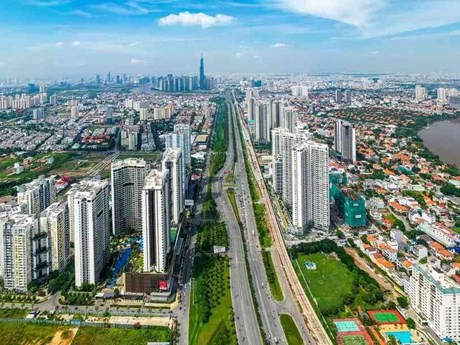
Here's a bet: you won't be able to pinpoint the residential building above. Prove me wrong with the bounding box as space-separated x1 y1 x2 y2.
142 170 170 273
40 202 70 273
69 179 111 287
111 159 149 235
254 101 271 143
17 175 56 216
408 263 460 341
334 119 356 164
415 85 428 102
162 148 184 225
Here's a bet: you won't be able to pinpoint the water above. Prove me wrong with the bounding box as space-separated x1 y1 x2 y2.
385 331 414 344
418 119 460 167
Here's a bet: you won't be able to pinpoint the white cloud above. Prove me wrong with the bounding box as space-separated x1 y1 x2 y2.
271 42 287 48
277 0 383 27
70 9 92 18
91 2 153 15
130 58 141 64
55 42 63 46
159 12 236 29
25 0 71 6
72 41 80 46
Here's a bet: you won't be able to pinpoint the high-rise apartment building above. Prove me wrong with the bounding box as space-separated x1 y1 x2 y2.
162 148 184 225
334 120 357 164
415 85 428 102
408 263 460 341
69 179 110 287
335 89 343 103
291 142 330 233
142 170 170 273
111 159 149 235
17 175 56 216
40 202 70 273
173 124 191 167
0 215 35 292
255 101 271 143
280 106 298 133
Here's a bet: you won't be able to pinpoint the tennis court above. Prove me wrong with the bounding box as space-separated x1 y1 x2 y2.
340 335 368 345
334 320 360 333
368 310 405 324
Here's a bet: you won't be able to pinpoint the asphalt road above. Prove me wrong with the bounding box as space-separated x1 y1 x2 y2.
230 90 328 345
211 101 262 345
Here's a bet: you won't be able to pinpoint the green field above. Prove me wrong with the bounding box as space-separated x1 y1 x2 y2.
295 252 355 314
189 256 236 345
0 308 28 318
72 325 172 344
373 312 400 323
341 335 367 345
0 322 68 344
262 250 284 302
280 314 303 345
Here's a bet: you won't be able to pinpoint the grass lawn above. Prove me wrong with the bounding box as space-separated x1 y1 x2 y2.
453 227 460 235
0 308 28 318
280 314 303 345
0 321 67 344
294 252 355 313
73 326 172 345
189 257 236 345
227 188 241 223
262 251 284 302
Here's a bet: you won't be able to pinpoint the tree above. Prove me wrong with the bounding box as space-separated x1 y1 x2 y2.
397 296 409 308
406 317 416 330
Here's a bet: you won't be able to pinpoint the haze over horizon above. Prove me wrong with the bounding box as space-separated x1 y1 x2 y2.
3 0 460 78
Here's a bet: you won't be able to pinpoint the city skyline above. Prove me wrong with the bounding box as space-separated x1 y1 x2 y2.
3 0 460 77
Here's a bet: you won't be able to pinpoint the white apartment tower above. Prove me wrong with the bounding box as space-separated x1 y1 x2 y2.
415 85 428 102
255 101 271 143
173 124 191 167
111 159 149 235
280 106 298 133
408 263 460 341
0 215 35 292
17 175 56 216
334 120 357 164
40 202 70 273
162 148 184 225
292 143 330 232
142 170 170 273
70 179 111 287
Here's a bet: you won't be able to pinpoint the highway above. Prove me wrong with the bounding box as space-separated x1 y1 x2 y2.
231 90 333 345
212 101 262 345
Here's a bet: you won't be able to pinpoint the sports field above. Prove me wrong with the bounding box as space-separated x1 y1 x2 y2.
340 335 368 345
368 310 405 324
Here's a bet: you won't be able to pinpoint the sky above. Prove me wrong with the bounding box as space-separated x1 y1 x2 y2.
2 0 460 78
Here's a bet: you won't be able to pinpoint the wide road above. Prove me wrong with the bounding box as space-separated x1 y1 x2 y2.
231 90 333 345
211 101 262 345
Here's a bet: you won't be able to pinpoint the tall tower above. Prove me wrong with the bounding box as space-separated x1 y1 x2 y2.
142 170 170 273
162 148 184 225
111 159 149 235
334 120 356 164
199 54 206 90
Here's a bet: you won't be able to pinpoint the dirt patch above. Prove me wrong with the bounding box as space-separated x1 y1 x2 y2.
48 327 78 345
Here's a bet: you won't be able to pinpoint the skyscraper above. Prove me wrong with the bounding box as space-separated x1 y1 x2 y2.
40 202 70 273
291 142 330 233
415 85 428 102
334 120 357 164
111 159 149 235
69 179 110 287
162 148 184 225
142 170 170 273
199 54 206 90
255 101 271 143
17 175 56 216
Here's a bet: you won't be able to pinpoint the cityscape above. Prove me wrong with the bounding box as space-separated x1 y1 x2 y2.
2 1 460 345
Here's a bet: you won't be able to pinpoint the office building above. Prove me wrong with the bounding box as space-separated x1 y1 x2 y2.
40 202 70 273
142 170 170 273
69 179 110 287
408 263 460 341
334 120 357 164
291 142 330 232
199 54 207 90
415 85 428 102
17 175 56 216
162 148 184 225
0 214 36 292
111 159 149 235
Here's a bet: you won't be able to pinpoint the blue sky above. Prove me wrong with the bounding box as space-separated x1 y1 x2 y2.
2 0 460 78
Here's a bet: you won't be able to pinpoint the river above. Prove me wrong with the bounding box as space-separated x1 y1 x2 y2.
418 119 460 167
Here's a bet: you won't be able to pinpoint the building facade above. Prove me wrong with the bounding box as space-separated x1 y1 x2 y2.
162 148 184 225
